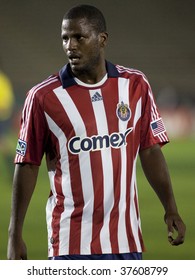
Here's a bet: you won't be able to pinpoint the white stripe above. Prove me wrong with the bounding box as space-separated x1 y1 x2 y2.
89 88 114 253
116 65 145 77
45 112 73 256
53 86 94 254
46 196 55 256
117 78 131 251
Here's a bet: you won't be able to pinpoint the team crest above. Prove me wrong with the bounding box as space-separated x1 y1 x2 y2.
116 101 131 121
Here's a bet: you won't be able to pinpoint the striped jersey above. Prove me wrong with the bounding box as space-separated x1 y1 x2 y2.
15 61 169 257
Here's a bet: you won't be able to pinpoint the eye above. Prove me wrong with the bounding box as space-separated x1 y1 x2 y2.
75 34 84 41
62 36 68 43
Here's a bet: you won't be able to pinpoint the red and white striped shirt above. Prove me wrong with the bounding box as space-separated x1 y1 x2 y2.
15 61 168 257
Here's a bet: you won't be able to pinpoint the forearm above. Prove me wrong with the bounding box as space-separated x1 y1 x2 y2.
139 144 178 214
8 163 39 236
139 144 186 245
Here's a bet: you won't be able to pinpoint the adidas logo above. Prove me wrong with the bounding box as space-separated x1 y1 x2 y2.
91 92 103 102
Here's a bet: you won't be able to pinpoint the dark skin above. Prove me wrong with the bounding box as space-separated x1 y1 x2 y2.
139 144 186 245
7 17 186 259
61 18 108 84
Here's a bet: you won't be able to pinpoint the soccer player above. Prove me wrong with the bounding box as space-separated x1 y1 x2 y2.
7 5 185 260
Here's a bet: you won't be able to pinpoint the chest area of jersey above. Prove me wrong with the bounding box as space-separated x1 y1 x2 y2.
44 82 141 153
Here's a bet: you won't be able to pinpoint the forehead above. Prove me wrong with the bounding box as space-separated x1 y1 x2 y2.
61 18 94 34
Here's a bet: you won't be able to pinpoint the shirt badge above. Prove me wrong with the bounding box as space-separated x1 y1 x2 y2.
151 118 166 136
116 101 131 121
16 139 27 156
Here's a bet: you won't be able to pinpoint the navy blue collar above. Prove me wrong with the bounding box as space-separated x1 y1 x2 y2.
59 61 120 89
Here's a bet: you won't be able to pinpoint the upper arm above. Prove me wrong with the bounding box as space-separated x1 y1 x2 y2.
139 144 171 189
13 163 40 190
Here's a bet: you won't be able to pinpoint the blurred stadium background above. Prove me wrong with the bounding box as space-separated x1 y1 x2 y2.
0 0 194 259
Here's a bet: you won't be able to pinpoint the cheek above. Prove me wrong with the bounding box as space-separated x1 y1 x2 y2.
87 42 101 56
62 42 67 52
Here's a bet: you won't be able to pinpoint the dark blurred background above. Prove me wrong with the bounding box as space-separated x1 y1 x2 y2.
0 0 195 139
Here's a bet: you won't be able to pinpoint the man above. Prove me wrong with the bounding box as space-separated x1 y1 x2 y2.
7 4 185 260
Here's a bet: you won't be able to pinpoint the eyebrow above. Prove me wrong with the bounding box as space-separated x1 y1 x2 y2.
61 31 85 38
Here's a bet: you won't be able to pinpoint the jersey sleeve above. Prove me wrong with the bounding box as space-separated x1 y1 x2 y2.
140 77 169 150
14 89 48 165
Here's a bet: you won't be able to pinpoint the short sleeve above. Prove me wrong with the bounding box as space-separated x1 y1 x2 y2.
140 78 169 150
14 90 48 165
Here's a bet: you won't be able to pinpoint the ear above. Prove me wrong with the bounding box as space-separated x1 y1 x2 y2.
99 32 108 47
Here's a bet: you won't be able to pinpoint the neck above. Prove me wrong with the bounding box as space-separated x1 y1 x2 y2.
71 60 107 84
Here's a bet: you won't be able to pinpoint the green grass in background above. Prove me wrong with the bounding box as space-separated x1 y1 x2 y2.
138 138 195 259
0 137 194 259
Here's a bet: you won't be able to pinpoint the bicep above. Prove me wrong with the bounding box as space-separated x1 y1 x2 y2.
139 144 170 188
13 163 39 194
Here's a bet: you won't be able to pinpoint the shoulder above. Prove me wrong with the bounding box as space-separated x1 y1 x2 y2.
116 64 150 85
28 74 60 97
24 74 61 107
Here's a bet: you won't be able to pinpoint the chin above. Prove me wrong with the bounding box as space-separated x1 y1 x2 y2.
70 64 85 74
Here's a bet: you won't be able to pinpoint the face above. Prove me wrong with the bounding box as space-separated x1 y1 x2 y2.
61 18 107 77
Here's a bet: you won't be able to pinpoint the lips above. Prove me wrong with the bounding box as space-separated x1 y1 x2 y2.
70 57 80 63
68 54 80 64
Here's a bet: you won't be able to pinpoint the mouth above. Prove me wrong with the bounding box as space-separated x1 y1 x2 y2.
68 54 81 64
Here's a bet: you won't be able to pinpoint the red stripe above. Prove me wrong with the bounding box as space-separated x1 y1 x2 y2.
68 154 84 254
